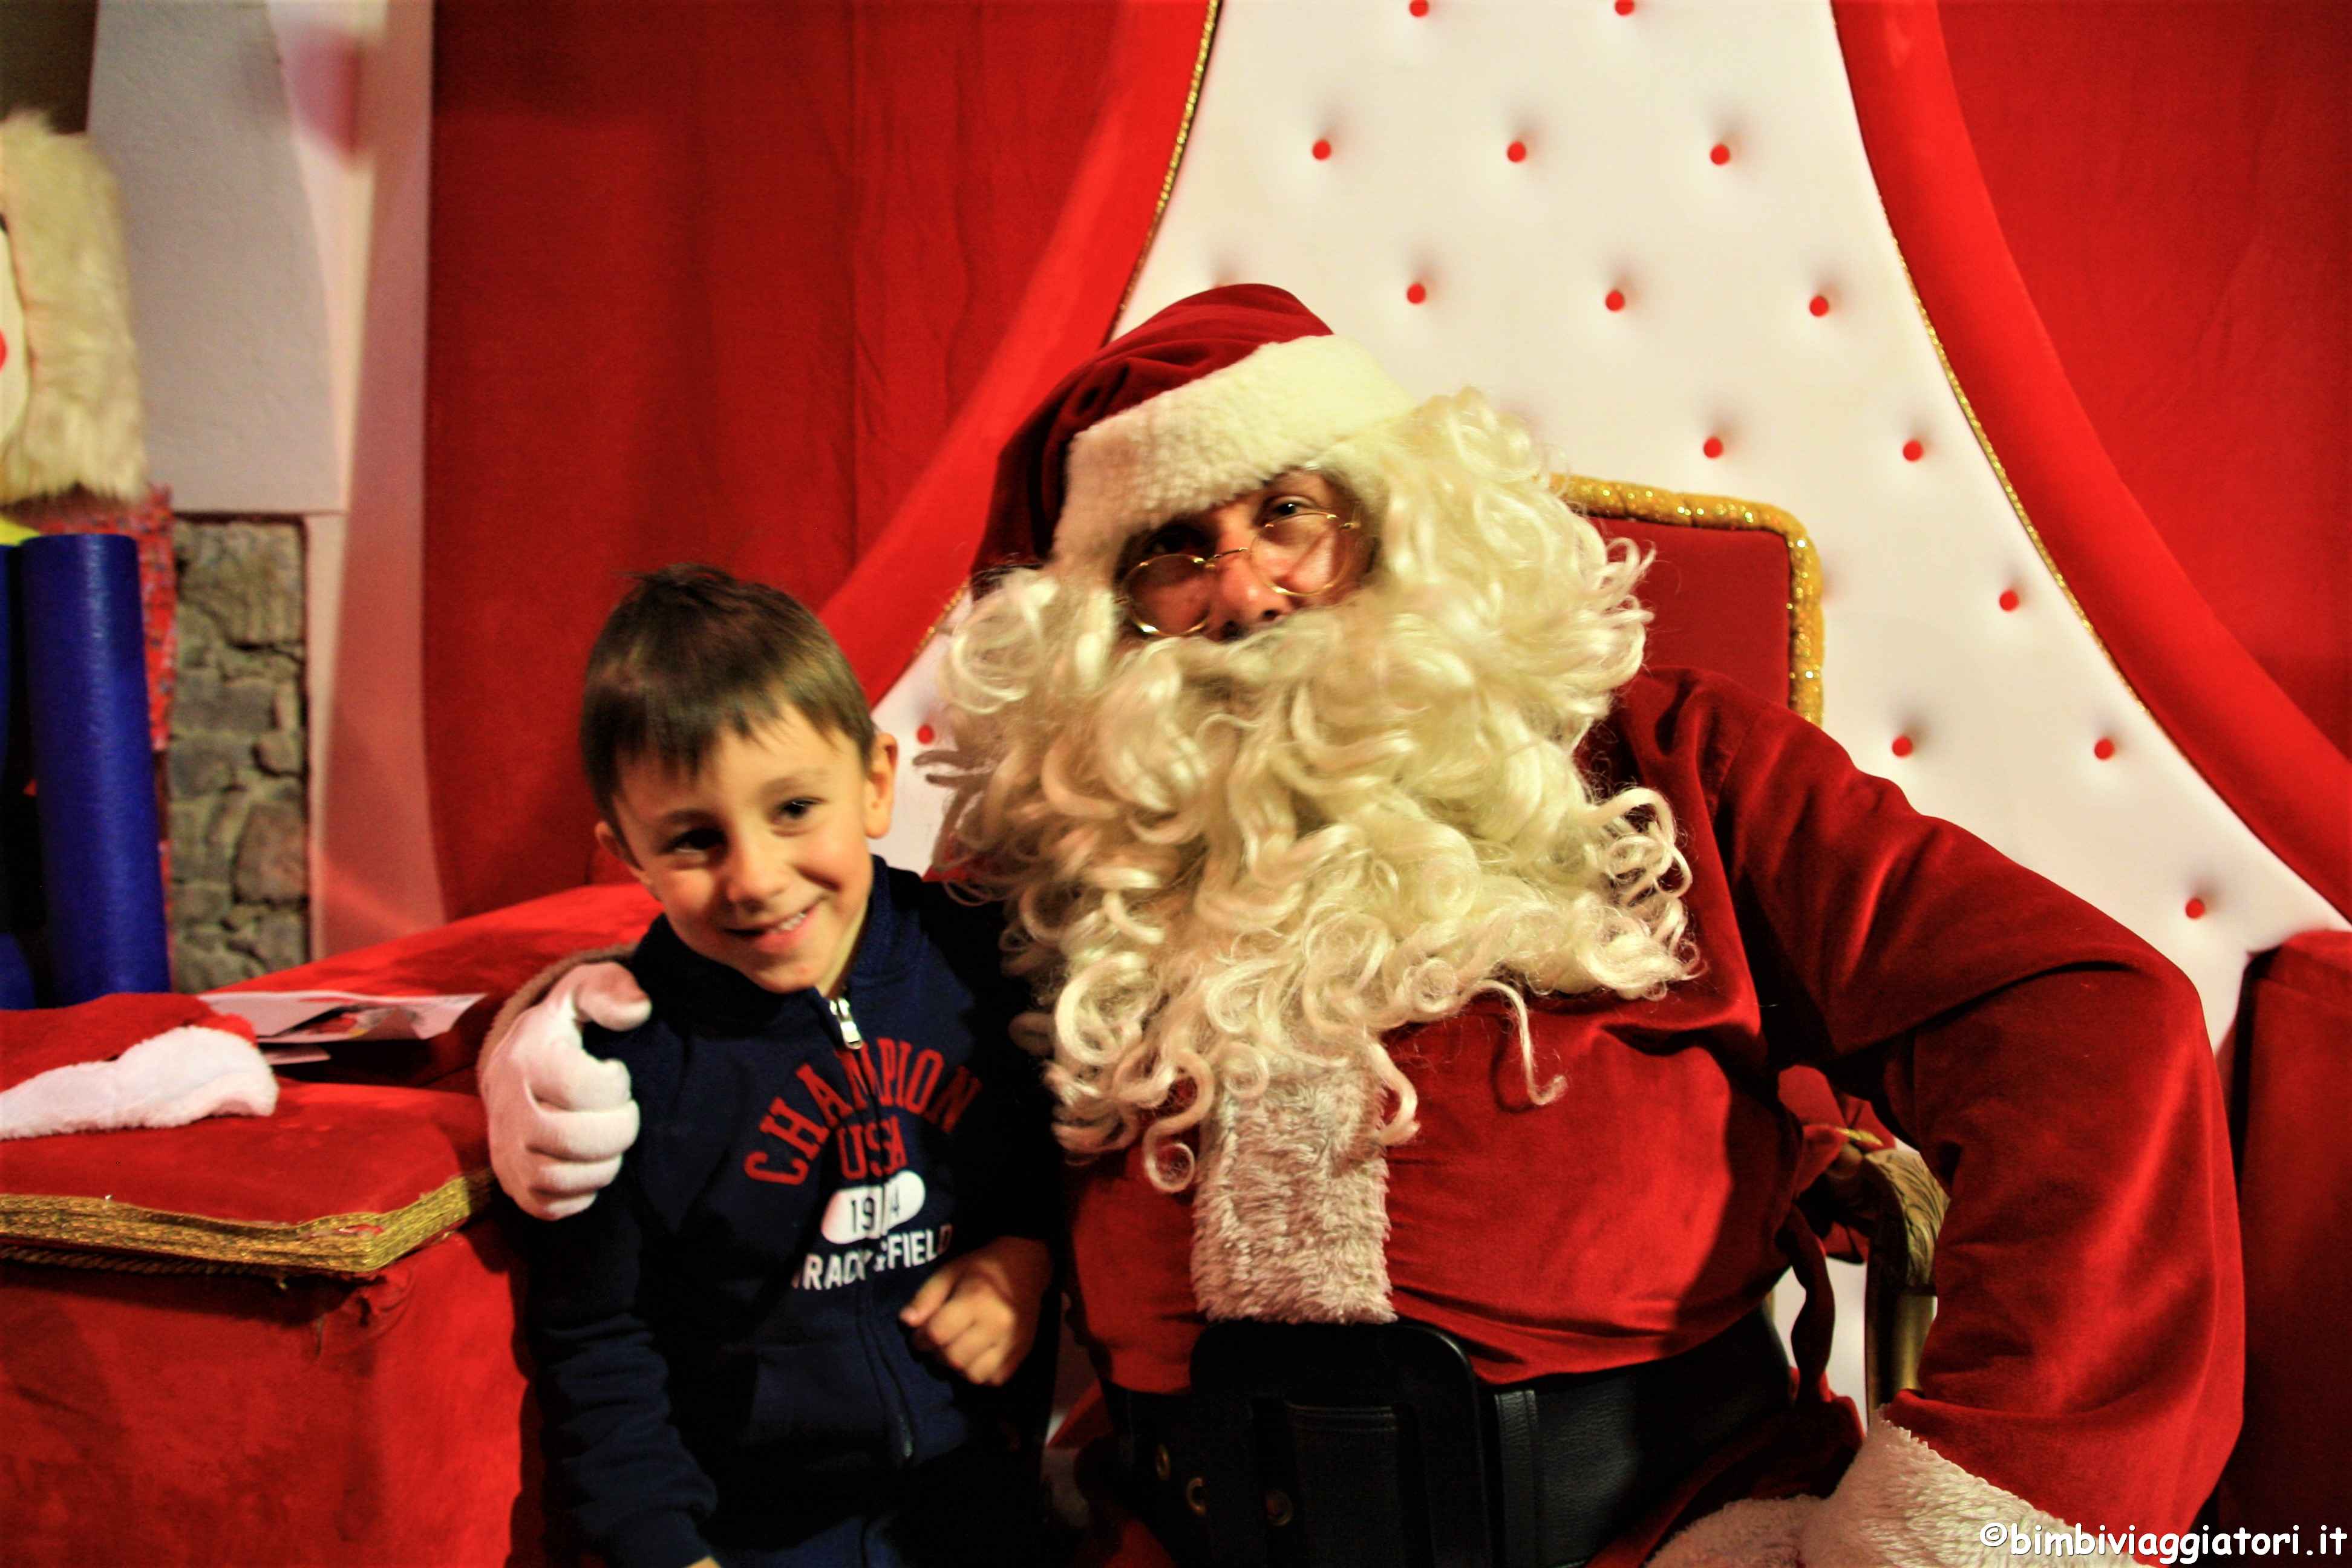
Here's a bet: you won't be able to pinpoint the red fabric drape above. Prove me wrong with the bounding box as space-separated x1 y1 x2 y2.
1943 1 2350 757
1835 0 2351 918
426 1 1210 920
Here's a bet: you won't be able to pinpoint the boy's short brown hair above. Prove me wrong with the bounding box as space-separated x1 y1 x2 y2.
580 565 876 822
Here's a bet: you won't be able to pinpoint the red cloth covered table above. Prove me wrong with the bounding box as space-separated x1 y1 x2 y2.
0 883 658 1567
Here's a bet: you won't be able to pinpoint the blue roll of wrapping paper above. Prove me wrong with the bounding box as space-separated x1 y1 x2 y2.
0 543 28 1007
0 536 13 760
21 532 171 1001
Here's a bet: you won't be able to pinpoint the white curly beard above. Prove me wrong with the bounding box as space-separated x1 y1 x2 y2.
932 392 1694 1318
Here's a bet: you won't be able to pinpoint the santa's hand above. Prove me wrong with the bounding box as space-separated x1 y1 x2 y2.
482 961 648 1220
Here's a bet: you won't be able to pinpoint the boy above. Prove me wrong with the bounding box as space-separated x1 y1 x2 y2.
524 566 1057 1568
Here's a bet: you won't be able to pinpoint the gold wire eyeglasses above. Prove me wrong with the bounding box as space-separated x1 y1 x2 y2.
1119 506 1362 637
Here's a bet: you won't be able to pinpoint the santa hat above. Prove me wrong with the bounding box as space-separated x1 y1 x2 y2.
0 993 276 1140
982 284 1416 586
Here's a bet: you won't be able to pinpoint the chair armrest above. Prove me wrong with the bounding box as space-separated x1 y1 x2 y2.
1854 1145 1949 1410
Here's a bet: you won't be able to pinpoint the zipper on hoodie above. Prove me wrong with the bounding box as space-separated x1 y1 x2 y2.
852 1124 918 1467
822 988 914 1464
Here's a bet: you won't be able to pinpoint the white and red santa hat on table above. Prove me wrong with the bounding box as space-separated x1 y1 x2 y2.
979 283 1417 583
0 993 276 1140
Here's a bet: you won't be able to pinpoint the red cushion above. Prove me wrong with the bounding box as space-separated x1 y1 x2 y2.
0 1081 488 1275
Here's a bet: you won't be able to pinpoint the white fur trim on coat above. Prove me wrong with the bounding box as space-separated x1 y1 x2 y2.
0 1025 276 1140
1648 1498 1815 1568
1650 1419 2138 1568
1190 1058 1395 1322
0 112 147 504
1052 334 1413 584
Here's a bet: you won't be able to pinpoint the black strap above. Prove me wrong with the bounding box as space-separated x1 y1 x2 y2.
1106 1308 1790 1568
1290 1402 1411 1568
1489 1388 1541 1568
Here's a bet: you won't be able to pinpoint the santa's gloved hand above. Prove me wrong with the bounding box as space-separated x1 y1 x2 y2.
482 961 648 1220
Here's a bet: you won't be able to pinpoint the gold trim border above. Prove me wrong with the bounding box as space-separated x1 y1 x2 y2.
0 1169 492 1278
0 1246 284 1279
1111 0 1223 328
1565 475 1824 725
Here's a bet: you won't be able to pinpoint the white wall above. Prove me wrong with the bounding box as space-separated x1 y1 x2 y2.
89 0 442 958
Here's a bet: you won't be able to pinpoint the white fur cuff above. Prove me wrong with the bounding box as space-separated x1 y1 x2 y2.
1798 1421 2135 1567
1651 1421 2138 1567
0 1025 276 1140
1650 1497 1815 1567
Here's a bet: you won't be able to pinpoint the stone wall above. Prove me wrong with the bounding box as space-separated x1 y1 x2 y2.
168 518 308 990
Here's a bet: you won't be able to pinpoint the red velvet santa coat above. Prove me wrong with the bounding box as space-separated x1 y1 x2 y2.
1065 668 2241 1565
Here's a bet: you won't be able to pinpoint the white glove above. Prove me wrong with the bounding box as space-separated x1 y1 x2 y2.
482 959 650 1220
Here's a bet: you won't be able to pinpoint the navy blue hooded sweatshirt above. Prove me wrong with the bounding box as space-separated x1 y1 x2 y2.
524 861 1058 1568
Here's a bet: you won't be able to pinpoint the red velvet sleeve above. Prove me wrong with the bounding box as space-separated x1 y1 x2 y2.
1696 678 2243 1537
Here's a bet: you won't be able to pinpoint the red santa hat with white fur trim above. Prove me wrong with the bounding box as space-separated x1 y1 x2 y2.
0 994 276 1140
981 284 1416 584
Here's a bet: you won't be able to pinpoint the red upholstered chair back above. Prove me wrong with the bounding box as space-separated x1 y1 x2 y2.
1571 477 1821 722
1577 480 1902 1266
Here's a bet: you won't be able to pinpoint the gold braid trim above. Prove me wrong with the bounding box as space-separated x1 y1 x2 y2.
1564 474 1825 725
0 1169 492 1277
0 1246 291 1279
1111 0 1223 328
1892 258 2143 717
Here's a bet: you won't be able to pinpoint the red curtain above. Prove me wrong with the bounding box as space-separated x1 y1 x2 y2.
1838 1 2350 916
425 1 1210 920
1943 1 2350 756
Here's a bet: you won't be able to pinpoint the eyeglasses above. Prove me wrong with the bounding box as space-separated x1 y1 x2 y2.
1119 507 1362 637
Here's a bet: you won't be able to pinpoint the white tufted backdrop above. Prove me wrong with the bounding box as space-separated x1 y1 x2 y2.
886 0 2341 1037
871 0 2348 1411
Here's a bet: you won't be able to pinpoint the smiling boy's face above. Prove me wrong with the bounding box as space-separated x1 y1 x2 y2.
596 707 897 997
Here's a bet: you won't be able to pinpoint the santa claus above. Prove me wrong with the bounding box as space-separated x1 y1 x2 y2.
488 286 2239 1567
